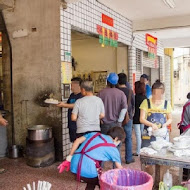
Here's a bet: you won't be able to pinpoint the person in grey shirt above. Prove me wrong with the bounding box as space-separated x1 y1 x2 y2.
71 80 105 137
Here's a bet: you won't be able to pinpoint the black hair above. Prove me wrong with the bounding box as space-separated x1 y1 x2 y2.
107 126 125 141
187 92 190 99
152 79 165 92
118 73 127 85
140 74 149 81
107 81 116 88
71 77 82 84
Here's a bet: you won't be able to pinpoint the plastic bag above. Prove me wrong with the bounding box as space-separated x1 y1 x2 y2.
140 147 158 155
151 139 172 151
153 127 168 138
100 169 153 190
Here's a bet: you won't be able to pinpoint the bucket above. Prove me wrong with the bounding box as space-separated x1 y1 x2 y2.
100 169 153 190
8 145 23 159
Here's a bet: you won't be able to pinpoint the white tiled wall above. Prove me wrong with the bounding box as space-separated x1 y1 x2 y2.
60 0 165 158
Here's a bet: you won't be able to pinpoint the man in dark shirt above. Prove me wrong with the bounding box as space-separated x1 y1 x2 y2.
57 77 82 142
118 73 135 164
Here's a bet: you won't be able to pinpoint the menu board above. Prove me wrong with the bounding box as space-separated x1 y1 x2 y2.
93 71 107 93
61 62 72 84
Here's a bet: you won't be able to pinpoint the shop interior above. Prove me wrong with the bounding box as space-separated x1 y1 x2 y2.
71 30 128 93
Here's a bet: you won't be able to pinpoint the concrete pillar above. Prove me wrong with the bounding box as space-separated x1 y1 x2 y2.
2 0 63 160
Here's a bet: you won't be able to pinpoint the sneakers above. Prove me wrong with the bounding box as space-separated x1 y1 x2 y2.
126 158 135 164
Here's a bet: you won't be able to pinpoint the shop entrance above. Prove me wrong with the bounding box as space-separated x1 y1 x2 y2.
71 30 128 93
143 67 160 86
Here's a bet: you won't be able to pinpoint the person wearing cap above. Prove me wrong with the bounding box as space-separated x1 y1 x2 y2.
140 74 152 98
97 72 127 134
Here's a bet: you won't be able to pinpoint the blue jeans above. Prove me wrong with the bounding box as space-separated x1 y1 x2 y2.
124 119 133 162
133 124 144 155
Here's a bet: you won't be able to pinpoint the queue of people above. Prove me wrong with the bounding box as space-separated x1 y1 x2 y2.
57 72 173 190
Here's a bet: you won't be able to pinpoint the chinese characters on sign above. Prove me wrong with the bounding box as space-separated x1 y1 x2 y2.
102 14 114 27
97 25 118 47
146 34 157 59
61 62 72 84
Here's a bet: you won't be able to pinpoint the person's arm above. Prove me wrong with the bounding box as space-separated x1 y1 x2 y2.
131 92 135 116
99 99 105 119
57 102 74 109
115 162 123 169
140 109 158 130
69 136 86 156
71 113 77 121
0 115 8 126
118 108 127 122
71 100 79 121
163 113 172 128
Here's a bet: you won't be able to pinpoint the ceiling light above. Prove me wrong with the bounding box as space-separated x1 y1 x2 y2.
163 0 175 8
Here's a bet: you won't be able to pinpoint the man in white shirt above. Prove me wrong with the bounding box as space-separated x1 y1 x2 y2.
72 80 105 138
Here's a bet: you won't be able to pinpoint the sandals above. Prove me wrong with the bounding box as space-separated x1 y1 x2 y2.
0 168 5 174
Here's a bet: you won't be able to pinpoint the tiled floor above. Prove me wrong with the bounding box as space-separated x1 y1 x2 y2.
0 107 183 190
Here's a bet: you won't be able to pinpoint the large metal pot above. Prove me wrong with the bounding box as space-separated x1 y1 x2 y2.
27 125 52 141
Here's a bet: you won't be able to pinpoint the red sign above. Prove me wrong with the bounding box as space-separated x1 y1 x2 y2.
146 34 157 59
96 25 118 40
102 14 114 27
146 34 157 48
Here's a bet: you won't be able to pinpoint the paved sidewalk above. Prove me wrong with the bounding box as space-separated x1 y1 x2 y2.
0 106 183 190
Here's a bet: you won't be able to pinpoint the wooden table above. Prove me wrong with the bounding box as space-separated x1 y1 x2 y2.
140 149 190 188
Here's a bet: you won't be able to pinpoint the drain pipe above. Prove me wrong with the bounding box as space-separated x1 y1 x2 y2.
0 11 15 145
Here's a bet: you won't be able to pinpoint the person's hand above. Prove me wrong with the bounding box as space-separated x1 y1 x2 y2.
56 102 66 108
151 123 158 131
58 161 71 173
57 155 72 173
0 117 8 126
117 122 122 127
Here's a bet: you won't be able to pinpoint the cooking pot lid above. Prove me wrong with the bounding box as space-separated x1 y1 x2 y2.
27 125 52 130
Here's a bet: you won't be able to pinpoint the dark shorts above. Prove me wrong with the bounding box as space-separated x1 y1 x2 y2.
100 122 119 135
69 128 77 142
76 131 100 139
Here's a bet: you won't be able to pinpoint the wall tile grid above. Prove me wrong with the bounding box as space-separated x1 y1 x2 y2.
131 34 165 84
60 0 165 157
60 0 134 157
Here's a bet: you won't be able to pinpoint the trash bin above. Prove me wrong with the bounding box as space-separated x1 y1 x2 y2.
100 169 153 190
0 125 7 157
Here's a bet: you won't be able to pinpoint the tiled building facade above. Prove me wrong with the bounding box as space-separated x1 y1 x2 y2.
60 0 166 158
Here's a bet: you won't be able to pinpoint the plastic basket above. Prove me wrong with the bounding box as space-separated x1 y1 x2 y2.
100 169 153 190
